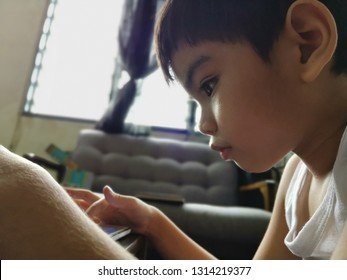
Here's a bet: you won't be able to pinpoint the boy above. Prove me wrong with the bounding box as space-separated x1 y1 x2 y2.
69 0 347 259
1 0 346 259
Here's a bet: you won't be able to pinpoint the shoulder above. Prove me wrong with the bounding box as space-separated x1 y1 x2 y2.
282 154 301 178
276 154 302 198
268 153 302 217
253 153 303 259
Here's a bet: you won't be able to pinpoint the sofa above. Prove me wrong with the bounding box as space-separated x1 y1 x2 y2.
24 128 273 259
71 129 240 206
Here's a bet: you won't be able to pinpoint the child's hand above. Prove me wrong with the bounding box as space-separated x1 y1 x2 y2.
64 187 102 212
86 186 156 236
65 186 156 235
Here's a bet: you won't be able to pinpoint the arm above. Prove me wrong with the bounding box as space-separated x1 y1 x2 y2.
253 155 301 260
144 205 216 260
74 186 216 259
0 146 135 260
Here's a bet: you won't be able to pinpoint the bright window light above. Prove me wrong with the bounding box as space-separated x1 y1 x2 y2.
24 0 195 132
125 70 190 130
25 0 124 121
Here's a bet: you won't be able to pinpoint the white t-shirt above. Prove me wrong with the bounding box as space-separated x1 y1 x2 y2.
284 128 347 259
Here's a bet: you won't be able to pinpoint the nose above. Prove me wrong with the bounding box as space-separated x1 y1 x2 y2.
198 118 217 136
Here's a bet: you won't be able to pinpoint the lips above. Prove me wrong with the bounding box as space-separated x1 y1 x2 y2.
210 144 233 160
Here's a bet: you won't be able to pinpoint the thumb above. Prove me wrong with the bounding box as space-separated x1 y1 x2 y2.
103 185 124 208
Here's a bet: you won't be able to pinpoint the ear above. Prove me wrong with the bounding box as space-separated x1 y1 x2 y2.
285 0 337 82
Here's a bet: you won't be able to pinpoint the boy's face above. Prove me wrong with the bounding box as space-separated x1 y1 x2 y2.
172 41 305 172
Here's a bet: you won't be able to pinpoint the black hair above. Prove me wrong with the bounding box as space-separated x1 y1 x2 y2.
155 0 347 82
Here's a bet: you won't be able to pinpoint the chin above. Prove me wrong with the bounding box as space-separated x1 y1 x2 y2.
234 160 274 174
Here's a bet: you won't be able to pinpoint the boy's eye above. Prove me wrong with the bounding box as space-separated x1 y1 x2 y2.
200 77 218 97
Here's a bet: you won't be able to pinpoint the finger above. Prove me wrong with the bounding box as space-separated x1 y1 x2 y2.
85 197 107 217
90 216 101 224
74 199 91 211
103 186 123 207
103 186 142 210
65 188 101 204
65 188 88 198
64 187 85 197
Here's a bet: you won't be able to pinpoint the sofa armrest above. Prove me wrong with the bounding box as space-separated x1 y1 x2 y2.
147 202 271 259
239 180 277 211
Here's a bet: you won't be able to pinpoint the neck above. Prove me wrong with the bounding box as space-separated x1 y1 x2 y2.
294 89 347 178
297 124 346 178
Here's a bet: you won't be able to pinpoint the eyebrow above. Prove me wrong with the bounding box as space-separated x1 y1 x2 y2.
184 55 211 90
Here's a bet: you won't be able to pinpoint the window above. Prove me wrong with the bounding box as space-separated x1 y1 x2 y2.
125 69 193 130
24 0 196 132
24 0 124 121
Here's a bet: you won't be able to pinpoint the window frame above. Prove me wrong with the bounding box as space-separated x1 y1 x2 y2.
23 0 201 135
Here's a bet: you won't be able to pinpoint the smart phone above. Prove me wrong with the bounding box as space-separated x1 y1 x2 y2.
100 225 131 241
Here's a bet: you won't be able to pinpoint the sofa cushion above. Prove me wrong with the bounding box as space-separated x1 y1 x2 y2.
71 129 239 206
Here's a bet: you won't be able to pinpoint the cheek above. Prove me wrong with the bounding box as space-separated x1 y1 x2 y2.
212 83 259 132
214 81 288 146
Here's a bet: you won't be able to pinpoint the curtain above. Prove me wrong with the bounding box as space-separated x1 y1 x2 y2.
95 0 158 133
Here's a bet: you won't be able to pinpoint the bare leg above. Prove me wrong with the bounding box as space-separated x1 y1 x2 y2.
0 146 135 259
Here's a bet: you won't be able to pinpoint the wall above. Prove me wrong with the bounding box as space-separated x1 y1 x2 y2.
0 0 92 158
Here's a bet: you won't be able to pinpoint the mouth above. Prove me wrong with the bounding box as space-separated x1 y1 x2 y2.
210 144 233 160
